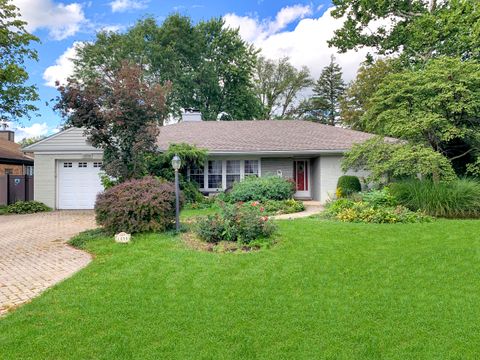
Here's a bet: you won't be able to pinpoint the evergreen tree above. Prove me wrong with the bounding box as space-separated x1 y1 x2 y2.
309 56 345 125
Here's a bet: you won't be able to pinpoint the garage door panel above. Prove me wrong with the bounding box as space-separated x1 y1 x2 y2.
58 161 104 209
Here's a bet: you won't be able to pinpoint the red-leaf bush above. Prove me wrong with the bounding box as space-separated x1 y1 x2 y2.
95 176 181 234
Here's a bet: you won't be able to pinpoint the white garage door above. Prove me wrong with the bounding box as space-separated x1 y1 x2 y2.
58 161 104 209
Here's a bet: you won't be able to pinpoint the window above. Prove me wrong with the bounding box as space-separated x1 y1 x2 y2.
189 165 205 189
78 162 88 168
63 162 72 168
244 160 259 177
93 162 103 168
4 169 13 175
226 160 240 188
208 160 222 189
26 166 34 176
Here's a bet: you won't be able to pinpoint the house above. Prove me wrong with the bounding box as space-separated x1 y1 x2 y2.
0 130 34 175
23 115 372 210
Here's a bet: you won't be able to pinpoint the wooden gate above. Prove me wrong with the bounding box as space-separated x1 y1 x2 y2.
0 175 34 205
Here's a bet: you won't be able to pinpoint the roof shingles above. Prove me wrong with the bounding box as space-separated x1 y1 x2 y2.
157 120 374 153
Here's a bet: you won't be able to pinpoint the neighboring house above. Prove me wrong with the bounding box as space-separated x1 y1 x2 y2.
23 114 372 210
0 130 34 175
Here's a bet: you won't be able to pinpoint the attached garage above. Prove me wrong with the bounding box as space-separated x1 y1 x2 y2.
57 160 104 209
23 128 104 210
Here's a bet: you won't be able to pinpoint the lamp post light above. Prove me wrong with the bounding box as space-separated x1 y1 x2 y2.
171 154 181 232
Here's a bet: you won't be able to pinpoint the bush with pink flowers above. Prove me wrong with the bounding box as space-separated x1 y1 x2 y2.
195 201 276 244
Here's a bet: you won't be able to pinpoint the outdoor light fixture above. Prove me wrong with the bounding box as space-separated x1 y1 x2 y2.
172 154 181 231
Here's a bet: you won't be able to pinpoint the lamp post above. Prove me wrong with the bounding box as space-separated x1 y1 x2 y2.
171 154 181 232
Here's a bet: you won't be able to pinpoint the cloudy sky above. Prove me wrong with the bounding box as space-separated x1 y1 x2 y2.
10 0 369 141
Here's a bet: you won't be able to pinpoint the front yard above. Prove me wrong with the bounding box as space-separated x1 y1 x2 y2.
1 215 480 359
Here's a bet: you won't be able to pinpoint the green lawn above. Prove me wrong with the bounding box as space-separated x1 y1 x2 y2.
1 217 480 359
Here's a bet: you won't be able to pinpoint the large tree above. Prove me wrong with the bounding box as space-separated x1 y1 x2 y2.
55 62 170 180
329 0 480 64
74 15 262 121
254 56 313 119
340 58 400 130
360 57 480 175
0 0 39 122
306 56 346 125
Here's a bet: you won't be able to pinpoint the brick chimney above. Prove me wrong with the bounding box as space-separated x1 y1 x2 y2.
0 130 14 142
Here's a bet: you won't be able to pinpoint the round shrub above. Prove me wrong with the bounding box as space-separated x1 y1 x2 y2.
6 201 51 214
95 176 182 234
229 176 295 202
336 175 362 197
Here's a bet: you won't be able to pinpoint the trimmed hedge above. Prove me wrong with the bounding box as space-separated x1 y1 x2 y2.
336 175 361 197
229 176 295 202
95 176 182 234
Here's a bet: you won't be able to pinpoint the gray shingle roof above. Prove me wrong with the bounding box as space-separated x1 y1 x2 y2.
157 120 374 154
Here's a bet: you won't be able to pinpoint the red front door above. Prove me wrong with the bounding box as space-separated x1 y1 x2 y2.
294 160 308 191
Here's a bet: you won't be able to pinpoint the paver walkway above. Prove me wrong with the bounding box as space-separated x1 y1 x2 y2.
272 201 324 220
0 211 96 316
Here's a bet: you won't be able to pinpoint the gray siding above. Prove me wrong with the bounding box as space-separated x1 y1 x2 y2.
311 157 321 201
24 128 100 153
261 158 293 179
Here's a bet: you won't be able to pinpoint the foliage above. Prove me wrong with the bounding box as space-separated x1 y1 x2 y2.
74 15 262 120
229 176 295 202
336 175 361 197
254 56 313 119
99 173 118 190
145 143 207 204
304 56 346 125
55 62 170 181
5 201 51 214
324 191 430 224
340 58 400 130
343 136 457 183
256 199 305 215
0 0 39 122
95 176 181 234
329 0 480 64
195 202 276 244
361 57 480 175
390 179 480 218
69 228 107 249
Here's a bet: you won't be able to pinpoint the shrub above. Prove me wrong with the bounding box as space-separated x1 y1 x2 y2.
95 176 181 234
390 179 480 218
259 199 305 215
360 187 398 207
6 201 51 214
229 176 295 202
180 178 204 204
336 175 361 197
195 202 276 244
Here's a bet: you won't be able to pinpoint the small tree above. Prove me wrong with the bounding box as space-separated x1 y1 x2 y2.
308 56 346 125
342 137 457 183
55 61 170 180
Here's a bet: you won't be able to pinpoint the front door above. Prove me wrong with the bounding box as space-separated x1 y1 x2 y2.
294 160 310 198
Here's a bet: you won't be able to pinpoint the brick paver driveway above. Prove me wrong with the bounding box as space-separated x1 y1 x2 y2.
0 211 96 315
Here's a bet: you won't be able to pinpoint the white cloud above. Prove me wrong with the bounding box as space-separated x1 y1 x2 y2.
110 0 149 13
7 122 51 142
224 6 372 81
13 0 86 40
43 42 83 88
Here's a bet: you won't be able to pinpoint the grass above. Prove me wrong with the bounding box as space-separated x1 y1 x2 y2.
1 214 480 358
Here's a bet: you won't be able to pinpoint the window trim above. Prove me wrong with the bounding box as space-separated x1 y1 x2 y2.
189 158 261 192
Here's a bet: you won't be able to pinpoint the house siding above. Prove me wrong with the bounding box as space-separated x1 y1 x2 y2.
24 128 98 153
311 157 321 201
260 158 293 179
34 153 103 209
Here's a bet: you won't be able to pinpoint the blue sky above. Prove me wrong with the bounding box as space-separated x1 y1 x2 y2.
11 0 368 141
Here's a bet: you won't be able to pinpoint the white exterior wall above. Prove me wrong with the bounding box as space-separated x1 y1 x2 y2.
319 155 370 203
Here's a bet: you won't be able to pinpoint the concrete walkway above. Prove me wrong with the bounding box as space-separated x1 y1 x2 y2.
0 211 96 316
272 201 324 220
